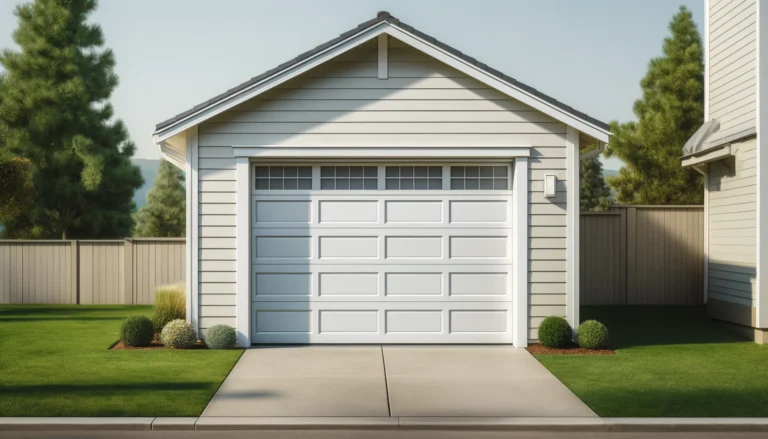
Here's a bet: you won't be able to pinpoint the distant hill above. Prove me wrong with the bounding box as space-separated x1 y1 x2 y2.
133 159 161 209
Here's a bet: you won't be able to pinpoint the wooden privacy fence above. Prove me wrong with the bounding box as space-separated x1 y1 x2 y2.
1 207 706 306
580 206 705 305
0 238 185 305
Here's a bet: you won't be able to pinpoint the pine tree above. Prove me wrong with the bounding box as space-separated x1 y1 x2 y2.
0 0 142 239
0 155 35 223
605 6 704 205
580 157 612 211
133 160 186 238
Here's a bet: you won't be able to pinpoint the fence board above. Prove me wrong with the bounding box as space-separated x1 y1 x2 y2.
0 238 184 305
580 206 704 305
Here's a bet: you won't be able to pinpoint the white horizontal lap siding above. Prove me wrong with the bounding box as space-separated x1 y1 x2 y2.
200 39 563 148
708 137 757 307
709 0 757 140
197 144 237 331
197 37 570 341
527 142 568 342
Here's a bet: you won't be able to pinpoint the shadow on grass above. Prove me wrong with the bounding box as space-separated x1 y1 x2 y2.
0 382 228 397
581 386 768 418
581 305 747 349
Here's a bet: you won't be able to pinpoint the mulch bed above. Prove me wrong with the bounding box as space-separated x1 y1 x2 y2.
110 340 208 350
526 343 614 355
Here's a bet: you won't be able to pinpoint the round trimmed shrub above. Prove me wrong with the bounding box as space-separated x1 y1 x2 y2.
120 316 154 347
577 320 609 349
538 316 572 348
205 325 237 349
160 319 197 349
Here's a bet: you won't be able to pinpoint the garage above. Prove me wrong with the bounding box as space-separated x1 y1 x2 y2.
251 163 515 343
153 11 612 347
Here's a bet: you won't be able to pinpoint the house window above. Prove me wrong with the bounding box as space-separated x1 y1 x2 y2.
320 166 378 190
254 166 312 190
385 166 442 190
450 166 508 190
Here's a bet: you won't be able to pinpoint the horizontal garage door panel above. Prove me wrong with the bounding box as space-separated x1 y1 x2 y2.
252 302 513 343
251 163 514 344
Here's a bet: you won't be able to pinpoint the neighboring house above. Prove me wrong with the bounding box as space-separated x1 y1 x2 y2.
681 0 767 342
153 12 610 347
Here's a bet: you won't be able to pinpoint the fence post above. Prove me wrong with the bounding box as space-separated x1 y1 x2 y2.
70 240 79 304
625 207 637 305
123 239 133 305
618 208 627 305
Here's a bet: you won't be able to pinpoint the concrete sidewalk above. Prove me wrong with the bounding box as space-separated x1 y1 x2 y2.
201 346 595 418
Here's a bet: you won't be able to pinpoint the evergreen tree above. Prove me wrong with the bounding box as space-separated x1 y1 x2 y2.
0 0 142 239
605 6 704 204
0 155 35 224
133 160 185 238
580 157 612 211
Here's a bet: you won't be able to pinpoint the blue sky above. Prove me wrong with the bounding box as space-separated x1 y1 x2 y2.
0 0 704 170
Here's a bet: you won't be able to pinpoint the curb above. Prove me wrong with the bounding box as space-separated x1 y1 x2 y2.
3 417 768 432
0 418 154 431
195 417 399 430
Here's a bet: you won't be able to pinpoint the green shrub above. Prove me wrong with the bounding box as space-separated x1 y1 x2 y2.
120 316 154 347
151 284 185 333
577 320 609 349
205 325 237 349
538 316 572 348
160 319 197 349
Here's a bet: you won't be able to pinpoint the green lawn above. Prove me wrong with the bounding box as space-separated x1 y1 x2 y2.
0 305 242 416
536 306 768 417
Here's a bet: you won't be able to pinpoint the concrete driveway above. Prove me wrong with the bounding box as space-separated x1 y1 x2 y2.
202 346 595 418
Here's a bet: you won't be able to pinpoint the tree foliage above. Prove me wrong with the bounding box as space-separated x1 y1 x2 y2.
580 157 612 211
133 160 185 238
0 0 142 239
605 6 704 205
0 155 35 222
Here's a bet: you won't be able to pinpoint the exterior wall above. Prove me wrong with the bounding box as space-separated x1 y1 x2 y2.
528 138 567 341
195 38 570 342
707 137 758 308
196 148 237 333
709 0 758 142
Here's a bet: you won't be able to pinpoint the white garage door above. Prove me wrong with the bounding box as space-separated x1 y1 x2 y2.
251 163 514 344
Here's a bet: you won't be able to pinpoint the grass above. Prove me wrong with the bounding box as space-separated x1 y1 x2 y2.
535 306 768 417
0 305 243 416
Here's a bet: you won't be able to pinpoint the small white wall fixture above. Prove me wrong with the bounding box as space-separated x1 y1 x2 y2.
543 174 557 198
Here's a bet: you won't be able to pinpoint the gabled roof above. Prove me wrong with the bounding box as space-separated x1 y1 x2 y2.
154 11 611 142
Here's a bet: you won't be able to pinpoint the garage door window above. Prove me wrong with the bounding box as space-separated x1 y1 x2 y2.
385 166 442 190
320 166 378 190
450 166 508 190
255 166 312 190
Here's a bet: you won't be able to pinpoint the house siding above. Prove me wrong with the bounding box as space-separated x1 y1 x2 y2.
709 0 757 142
196 38 570 341
707 137 757 307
